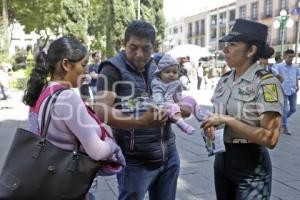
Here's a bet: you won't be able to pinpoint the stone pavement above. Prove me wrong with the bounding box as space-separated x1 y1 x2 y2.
0 89 300 200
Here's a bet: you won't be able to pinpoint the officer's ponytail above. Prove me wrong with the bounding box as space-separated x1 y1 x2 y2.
259 44 274 59
246 42 274 63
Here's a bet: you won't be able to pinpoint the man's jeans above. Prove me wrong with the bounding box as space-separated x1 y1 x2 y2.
282 93 297 129
117 150 180 200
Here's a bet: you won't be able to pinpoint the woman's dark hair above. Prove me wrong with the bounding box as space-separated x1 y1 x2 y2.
124 20 156 46
246 42 274 63
23 36 87 106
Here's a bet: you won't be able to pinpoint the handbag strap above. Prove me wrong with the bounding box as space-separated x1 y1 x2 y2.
40 88 66 137
38 88 81 156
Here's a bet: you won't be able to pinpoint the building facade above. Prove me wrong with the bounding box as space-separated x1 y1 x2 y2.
164 0 300 56
164 18 185 51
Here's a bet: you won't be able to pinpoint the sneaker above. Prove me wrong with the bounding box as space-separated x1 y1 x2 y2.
282 128 292 135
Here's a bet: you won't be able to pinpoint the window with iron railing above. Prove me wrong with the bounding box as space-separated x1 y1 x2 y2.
173 26 178 34
264 0 273 18
239 5 246 18
219 27 226 37
229 10 235 21
219 12 226 24
200 20 205 35
251 2 259 20
280 0 288 11
211 28 216 39
211 15 217 25
188 23 193 37
195 21 200 35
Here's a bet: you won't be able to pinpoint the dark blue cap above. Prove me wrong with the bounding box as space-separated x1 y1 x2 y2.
220 19 268 43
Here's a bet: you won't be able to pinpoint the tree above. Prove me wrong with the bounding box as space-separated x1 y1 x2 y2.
8 0 89 43
89 0 135 58
88 0 106 53
1 0 9 55
140 0 165 51
112 0 135 53
61 0 90 42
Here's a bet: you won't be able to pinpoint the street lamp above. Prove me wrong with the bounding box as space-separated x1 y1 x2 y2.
294 2 300 63
273 10 294 58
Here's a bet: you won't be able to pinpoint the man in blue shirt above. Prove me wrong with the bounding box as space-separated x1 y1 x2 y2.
88 52 101 96
274 49 300 135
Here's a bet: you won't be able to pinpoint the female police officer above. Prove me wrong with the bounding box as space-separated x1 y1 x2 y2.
201 19 284 200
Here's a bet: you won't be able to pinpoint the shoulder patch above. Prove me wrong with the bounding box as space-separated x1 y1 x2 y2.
256 69 274 80
262 84 278 102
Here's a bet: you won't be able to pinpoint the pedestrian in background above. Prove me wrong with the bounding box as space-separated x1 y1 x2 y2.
201 19 284 200
274 53 283 64
0 64 9 100
197 59 204 90
96 20 187 200
88 51 101 97
274 49 300 135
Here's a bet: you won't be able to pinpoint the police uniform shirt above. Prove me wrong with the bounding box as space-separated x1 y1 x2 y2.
211 63 284 143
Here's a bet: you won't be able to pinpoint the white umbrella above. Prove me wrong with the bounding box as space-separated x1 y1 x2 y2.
166 44 212 61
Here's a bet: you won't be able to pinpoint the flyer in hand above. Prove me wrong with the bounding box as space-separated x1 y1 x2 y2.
200 125 226 157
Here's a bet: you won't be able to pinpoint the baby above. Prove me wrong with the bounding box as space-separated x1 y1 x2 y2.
151 54 203 135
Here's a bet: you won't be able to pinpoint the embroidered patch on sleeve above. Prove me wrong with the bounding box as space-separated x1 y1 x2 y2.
262 84 278 102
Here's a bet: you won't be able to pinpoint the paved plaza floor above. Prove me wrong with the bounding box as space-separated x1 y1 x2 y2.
0 89 300 199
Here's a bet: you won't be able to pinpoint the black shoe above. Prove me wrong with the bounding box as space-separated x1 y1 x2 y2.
282 128 292 135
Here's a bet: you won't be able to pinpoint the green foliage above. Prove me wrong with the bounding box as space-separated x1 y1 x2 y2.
61 0 89 42
88 0 106 53
4 0 166 58
9 0 63 35
140 0 165 50
8 0 89 42
0 48 11 63
112 0 135 52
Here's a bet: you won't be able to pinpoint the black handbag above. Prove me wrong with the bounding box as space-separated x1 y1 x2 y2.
0 89 100 200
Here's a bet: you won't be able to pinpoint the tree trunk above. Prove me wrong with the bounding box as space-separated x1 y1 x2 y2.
2 0 10 54
105 0 115 57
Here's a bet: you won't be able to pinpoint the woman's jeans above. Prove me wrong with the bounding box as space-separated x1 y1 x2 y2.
282 93 297 129
117 150 180 200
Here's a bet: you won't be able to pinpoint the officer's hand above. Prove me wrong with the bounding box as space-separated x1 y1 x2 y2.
140 106 168 127
201 113 228 129
203 126 215 140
